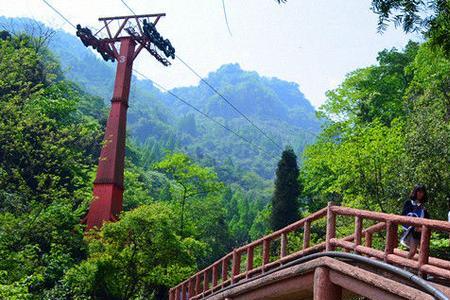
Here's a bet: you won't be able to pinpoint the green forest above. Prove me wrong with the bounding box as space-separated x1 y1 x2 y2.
0 0 449 299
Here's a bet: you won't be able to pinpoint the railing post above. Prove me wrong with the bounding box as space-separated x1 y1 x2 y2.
326 202 336 251
365 231 373 248
181 283 187 300
169 288 175 300
354 216 362 254
231 250 240 283
263 239 270 267
281 233 287 257
385 220 398 262
303 220 311 249
212 264 218 287
418 225 431 275
246 246 254 276
188 279 194 298
195 274 201 295
203 270 208 292
175 287 180 300
221 257 229 286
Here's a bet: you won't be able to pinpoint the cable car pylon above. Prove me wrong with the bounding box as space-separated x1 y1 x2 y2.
78 13 175 230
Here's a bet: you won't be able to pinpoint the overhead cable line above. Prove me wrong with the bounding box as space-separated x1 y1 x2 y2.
133 69 279 161
40 0 77 29
222 0 233 36
175 54 283 151
40 0 102 37
40 0 279 161
119 0 283 152
120 0 138 16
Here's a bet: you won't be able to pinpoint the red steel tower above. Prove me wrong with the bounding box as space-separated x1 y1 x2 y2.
76 14 174 229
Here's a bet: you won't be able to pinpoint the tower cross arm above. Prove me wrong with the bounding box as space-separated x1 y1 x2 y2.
98 13 166 22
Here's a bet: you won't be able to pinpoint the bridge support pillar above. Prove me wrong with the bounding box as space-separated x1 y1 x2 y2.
314 267 342 300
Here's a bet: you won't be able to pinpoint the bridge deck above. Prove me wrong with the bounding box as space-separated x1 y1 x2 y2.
170 203 450 300
205 257 436 300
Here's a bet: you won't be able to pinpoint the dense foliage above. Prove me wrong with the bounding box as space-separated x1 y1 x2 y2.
0 2 449 298
301 41 449 216
371 0 450 56
301 41 450 256
0 34 101 298
271 148 300 231
0 32 278 299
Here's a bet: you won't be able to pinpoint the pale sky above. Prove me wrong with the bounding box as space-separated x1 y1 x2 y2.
0 0 418 108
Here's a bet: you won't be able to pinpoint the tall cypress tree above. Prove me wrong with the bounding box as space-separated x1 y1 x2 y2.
271 147 300 231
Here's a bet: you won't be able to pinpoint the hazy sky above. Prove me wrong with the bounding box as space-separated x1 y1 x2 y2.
1 0 418 107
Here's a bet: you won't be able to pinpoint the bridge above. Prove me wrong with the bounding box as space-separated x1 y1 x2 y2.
170 203 450 300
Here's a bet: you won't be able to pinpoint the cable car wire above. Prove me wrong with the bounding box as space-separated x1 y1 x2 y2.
175 54 283 151
133 69 279 161
120 0 138 17
38 0 280 161
119 0 283 152
40 0 76 29
222 0 233 36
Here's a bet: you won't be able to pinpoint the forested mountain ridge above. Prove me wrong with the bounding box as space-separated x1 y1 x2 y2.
167 63 317 129
0 18 320 299
1 1 449 298
0 30 278 299
0 17 320 184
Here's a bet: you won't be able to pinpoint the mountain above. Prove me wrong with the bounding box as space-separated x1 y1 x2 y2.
0 17 321 181
169 64 318 129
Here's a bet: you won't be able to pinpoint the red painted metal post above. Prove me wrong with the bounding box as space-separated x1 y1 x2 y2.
86 37 136 230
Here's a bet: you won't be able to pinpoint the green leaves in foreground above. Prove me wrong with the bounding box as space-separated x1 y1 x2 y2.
62 203 207 299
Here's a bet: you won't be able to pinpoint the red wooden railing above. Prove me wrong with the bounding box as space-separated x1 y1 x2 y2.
169 202 450 300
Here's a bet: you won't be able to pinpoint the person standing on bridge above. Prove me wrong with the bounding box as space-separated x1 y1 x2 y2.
400 184 430 259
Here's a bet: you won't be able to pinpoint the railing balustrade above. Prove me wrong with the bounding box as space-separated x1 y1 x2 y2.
170 202 450 300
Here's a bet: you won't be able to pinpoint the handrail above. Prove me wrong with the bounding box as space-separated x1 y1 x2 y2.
331 206 450 232
169 202 450 300
236 206 328 252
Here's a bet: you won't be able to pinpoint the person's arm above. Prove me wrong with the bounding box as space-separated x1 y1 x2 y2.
401 201 411 230
414 208 429 233
401 200 410 216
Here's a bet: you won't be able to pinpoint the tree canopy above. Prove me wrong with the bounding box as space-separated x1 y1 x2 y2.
271 148 300 231
1 2 450 297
